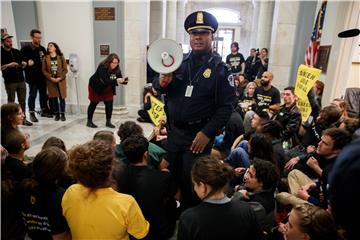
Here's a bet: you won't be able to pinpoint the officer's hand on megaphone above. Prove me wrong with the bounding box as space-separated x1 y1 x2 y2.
159 73 173 88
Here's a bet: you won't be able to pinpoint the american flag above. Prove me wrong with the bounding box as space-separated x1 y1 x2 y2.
304 1 327 67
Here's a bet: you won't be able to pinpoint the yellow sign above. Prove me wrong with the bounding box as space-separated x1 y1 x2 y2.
147 96 166 126
203 68 211 78
295 64 322 122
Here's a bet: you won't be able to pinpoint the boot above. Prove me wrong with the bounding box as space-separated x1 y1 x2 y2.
106 119 115 128
86 120 97 128
60 113 66 121
30 112 38 122
22 118 33 126
54 113 60 121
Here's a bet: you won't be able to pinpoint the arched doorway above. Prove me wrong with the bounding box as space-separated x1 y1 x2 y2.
205 8 242 61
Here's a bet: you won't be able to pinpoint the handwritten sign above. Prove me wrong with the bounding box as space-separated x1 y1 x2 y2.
147 96 165 126
295 64 322 122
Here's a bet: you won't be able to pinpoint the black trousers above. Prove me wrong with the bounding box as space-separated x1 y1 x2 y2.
28 82 49 113
166 123 213 210
87 101 113 121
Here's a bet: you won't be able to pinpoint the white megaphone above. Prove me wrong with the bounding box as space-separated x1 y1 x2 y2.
147 38 183 74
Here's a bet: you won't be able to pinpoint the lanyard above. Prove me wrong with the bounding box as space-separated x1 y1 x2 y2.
187 56 213 86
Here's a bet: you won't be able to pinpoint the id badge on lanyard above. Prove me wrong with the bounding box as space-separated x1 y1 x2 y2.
185 85 193 97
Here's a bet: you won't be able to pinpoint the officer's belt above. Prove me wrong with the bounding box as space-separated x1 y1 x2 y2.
172 118 210 129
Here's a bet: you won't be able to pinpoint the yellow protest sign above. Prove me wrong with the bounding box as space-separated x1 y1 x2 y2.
295 64 322 122
147 96 166 126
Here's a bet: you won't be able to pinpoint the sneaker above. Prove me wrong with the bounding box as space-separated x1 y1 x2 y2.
60 114 66 122
106 121 115 128
30 113 39 122
22 119 33 126
86 121 97 128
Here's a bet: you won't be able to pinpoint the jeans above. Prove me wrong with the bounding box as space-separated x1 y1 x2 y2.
225 140 251 168
28 82 49 112
51 97 66 114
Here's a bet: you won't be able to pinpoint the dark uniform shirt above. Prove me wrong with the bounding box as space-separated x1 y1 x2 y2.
20 43 46 84
1 47 25 84
154 51 234 148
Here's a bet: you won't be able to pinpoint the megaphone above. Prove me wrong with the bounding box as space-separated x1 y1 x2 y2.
147 38 183 74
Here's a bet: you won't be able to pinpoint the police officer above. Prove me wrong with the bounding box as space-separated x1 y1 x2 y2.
153 11 235 209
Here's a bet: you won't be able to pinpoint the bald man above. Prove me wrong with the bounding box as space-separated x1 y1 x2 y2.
243 71 281 132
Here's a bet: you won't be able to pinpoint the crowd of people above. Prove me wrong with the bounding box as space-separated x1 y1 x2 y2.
2 10 360 240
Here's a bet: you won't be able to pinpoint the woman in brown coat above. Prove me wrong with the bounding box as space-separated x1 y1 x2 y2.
42 42 68 121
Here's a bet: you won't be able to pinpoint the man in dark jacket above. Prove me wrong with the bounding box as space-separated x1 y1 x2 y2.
273 86 301 149
21 29 51 122
1 33 32 126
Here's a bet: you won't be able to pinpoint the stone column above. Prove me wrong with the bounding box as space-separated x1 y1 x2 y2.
150 0 164 43
165 0 177 40
123 1 149 116
256 1 275 49
269 1 300 90
176 0 186 44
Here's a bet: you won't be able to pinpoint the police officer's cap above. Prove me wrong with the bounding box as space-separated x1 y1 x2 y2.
184 11 218 34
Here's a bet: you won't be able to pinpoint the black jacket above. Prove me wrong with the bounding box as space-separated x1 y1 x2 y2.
274 103 301 147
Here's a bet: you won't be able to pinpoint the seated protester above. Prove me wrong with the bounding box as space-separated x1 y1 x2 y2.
277 128 351 209
331 98 348 125
212 110 245 158
285 105 341 172
237 81 257 119
63 140 149 239
339 117 360 137
19 147 70 240
1 103 26 147
303 80 324 128
272 86 301 150
41 136 74 189
118 135 178 240
243 71 281 132
257 120 286 175
225 42 245 76
233 159 280 233
278 203 338 240
1 128 32 240
93 130 116 150
227 133 275 170
233 74 249 108
137 84 162 123
115 121 168 170
232 109 269 150
177 156 264 240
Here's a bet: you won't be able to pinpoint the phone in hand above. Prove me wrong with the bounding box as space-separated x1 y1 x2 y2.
123 77 129 85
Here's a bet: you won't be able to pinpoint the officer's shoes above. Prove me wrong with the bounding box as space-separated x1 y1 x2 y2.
23 119 33 126
86 121 97 128
106 120 115 128
30 113 39 122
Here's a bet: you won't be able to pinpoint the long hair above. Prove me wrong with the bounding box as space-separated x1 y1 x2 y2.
100 53 121 75
22 147 68 193
46 42 63 56
1 103 21 130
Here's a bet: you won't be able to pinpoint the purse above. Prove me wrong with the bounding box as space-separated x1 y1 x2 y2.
89 73 107 94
